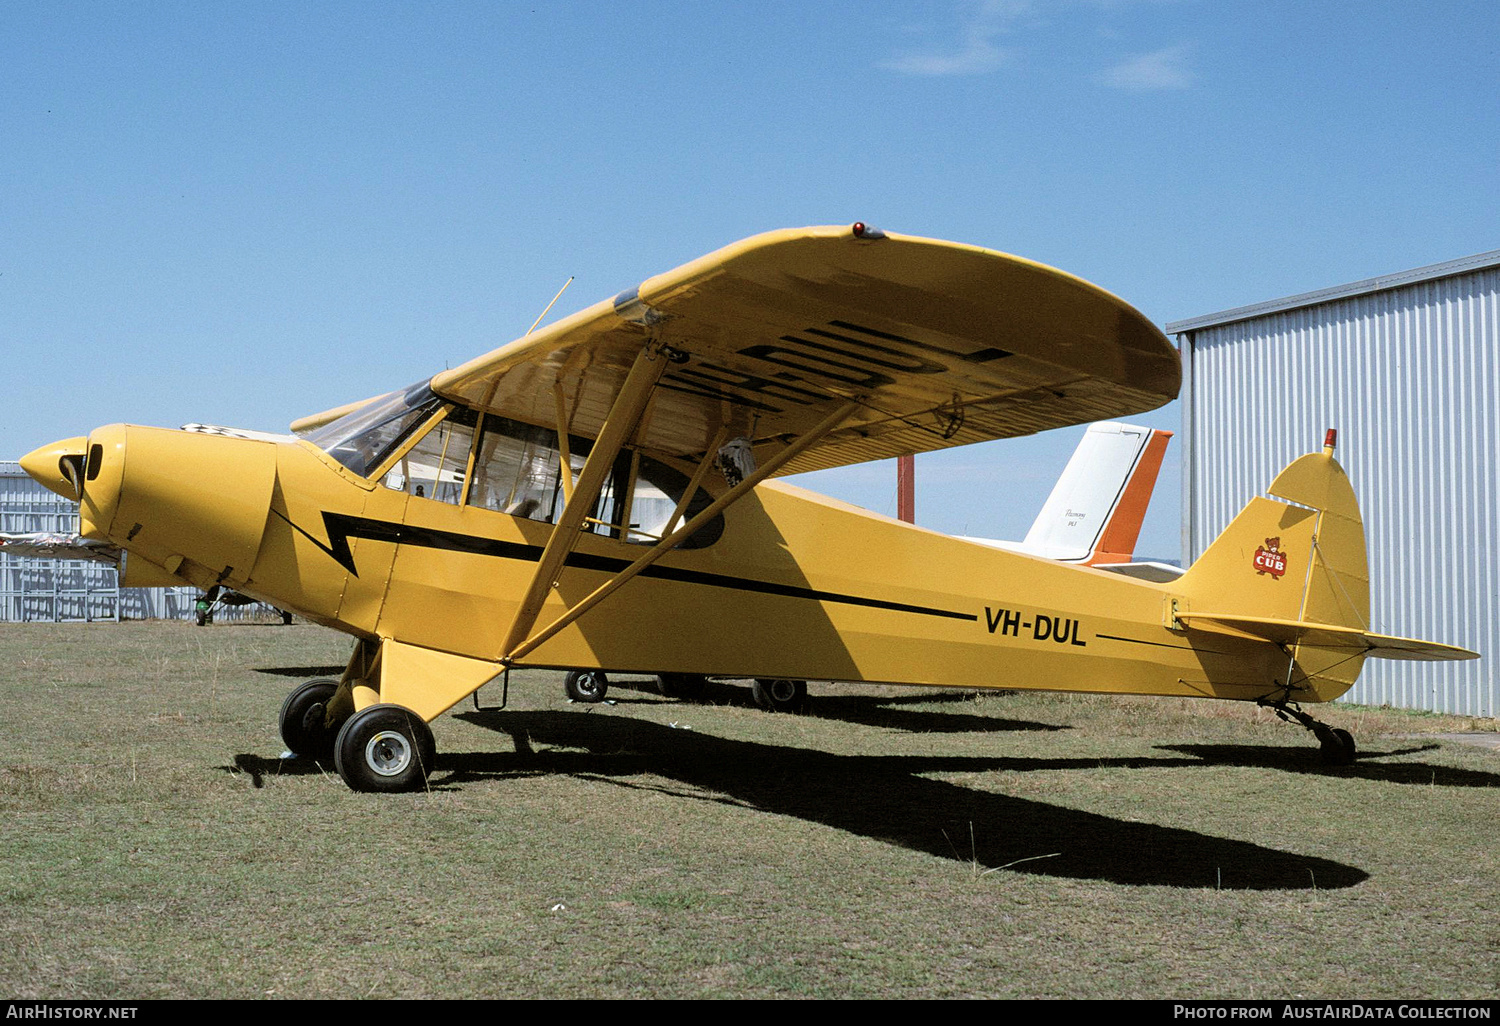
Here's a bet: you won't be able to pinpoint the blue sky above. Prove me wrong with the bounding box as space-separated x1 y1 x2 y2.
4 1 1496 558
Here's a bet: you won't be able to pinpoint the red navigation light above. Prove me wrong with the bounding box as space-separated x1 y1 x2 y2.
1324 428 1338 450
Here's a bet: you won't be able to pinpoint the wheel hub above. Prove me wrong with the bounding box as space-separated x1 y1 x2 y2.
299 702 326 734
366 730 413 776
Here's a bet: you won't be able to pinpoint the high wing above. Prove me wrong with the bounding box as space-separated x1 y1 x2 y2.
426 225 1180 476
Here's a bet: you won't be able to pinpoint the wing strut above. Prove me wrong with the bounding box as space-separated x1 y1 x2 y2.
503 399 862 664
663 424 731 538
499 344 672 657
553 383 576 506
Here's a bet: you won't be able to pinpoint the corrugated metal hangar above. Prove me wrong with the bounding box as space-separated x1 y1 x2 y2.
1169 250 1500 717
0 460 126 621
0 460 281 624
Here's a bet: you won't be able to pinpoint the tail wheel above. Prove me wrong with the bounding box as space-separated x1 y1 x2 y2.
658 673 708 700
1314 724 1357 766
278 678 341 761
334 704 436 792
752 678 808 714
564 670 609 703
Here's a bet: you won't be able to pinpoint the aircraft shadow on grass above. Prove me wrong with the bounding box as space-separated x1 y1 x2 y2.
545 677 1067 734
409 708 1367 891
787 691 1067 735
229 695 1489 890
1158 743 1500 788
255 665 350 679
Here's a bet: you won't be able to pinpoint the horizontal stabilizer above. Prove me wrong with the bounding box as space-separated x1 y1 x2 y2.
1177 613 1478 662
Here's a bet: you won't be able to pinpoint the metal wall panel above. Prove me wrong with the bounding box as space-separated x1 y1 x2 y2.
0 461 120 621
1 462 287 624
1177 265 1499 716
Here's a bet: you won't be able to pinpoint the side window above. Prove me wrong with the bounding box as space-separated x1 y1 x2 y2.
380 410 476 505
625 460 685 543
595 453 723 549
445 414 723 548
468 417 567 521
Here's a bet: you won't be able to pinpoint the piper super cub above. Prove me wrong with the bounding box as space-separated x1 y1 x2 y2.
21 224 1476 792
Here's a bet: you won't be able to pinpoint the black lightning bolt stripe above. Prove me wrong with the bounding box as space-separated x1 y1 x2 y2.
1096 632 1224 655
277 509 977 623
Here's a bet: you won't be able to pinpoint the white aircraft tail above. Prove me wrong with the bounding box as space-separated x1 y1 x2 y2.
1016 421 1172 565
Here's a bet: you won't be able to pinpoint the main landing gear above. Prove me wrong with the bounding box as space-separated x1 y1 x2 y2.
561 670 714 703
751 678 808 714
278 678 436 792
333 704 436 793
1260 697 1357 766
559 670 805 712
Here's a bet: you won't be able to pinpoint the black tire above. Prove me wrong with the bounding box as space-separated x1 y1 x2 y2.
1331 727 1356 764
333 704 436 793
1316 725 1356 766
657 673 708 700
278 678 341 760
564 669 609 703
751 678 808 713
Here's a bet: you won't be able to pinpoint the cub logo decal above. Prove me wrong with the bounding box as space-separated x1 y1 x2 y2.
1253 537 1287 579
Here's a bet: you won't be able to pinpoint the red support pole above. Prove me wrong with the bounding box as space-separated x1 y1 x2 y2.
897 454 915 524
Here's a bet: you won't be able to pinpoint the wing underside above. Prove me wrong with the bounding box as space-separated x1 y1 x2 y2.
428 225 1180 476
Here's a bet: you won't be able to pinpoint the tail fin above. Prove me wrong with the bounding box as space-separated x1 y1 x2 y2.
1176 434 1474 701
1019 421 1172 564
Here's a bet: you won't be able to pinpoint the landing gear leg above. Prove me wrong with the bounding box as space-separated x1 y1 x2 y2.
1260 697 1356 766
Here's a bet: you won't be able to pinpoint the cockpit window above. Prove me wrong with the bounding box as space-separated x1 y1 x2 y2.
379 407 476 504
595 454 723 548
468 416 569 520
310 388 723 549
466 415 722 548
304 381 445 478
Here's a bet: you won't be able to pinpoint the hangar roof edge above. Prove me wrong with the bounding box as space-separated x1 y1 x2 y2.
1165 248 1500 335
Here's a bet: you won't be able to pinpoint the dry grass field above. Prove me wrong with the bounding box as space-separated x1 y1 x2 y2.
0 620 1495 999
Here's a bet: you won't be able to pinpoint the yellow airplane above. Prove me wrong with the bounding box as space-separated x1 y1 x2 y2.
20 224 1476 791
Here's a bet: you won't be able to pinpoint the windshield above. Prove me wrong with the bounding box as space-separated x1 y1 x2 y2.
303 380 445 478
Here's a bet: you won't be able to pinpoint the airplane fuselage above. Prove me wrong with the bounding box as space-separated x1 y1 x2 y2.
71 422 1294 723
